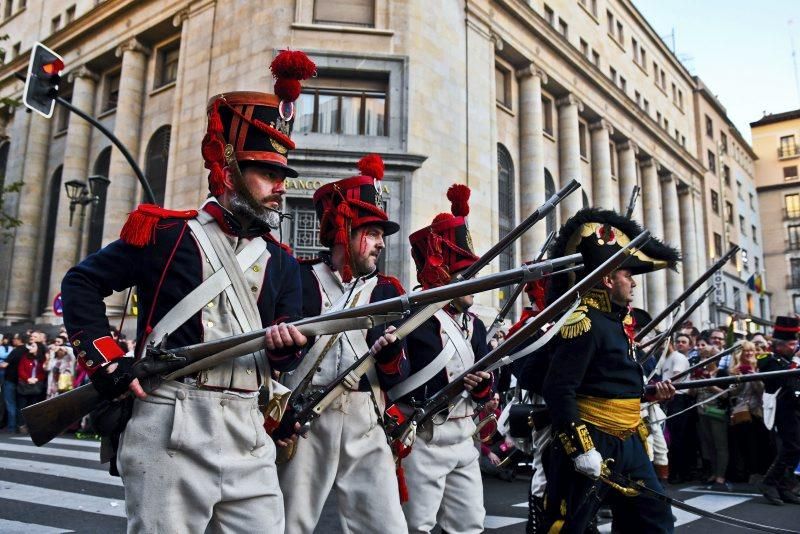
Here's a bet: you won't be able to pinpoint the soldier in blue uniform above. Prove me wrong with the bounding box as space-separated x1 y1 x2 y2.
61 51 316 532
757 315 800 505
540 208 679 534
391 184 493 534
277 154 411 533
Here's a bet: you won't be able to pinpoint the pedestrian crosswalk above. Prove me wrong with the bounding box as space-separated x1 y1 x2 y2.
0 434 783 533
0 435 125 533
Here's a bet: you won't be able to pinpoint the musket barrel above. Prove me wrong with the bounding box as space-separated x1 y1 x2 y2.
647 367 800 392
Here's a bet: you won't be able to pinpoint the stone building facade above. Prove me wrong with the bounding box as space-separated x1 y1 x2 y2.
0 0 769 331
751 109 800 318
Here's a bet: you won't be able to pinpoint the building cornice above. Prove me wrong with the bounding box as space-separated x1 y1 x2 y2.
756 182 800 194
490 0 705 177
0 0 191 86
290 149 427 171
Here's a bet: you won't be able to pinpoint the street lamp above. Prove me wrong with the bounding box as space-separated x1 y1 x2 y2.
64 175 110 226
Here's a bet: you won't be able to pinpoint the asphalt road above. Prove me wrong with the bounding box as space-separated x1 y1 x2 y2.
1 432 798 533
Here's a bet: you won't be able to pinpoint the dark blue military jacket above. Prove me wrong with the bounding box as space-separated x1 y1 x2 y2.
400 307 492 405
299 257 409 391
62 206 304 375
542 293 644 432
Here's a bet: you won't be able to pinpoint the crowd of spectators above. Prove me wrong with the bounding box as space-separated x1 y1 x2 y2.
659 323 778 490
0 326 134 434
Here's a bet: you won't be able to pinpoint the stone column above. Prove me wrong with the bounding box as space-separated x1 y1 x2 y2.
42 66 99 320
660 172 683 302
641 157 667 313
103 38 150 245
678 182 701 324
590 119 615 210
617 141 641 221
556 94 583 221
517 63 548 260
3 111 48 322
693 186 710 327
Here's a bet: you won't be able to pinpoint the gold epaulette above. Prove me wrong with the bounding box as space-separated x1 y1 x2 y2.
560 305 591 339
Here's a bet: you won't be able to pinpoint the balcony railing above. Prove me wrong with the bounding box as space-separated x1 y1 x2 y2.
787 239 800 251
784 208 800 220
787 274 800 289
779 145 800 159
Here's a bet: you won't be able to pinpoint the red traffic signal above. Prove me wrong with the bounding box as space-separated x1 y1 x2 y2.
23 42 64 118
41 59 64 76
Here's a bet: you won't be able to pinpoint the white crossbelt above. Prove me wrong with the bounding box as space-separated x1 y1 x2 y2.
387 309 472 402
143 213 267 348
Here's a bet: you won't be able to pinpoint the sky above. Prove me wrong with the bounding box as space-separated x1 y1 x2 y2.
633 0 800 142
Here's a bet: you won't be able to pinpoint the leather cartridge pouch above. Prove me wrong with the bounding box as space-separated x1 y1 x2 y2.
91 396 134 477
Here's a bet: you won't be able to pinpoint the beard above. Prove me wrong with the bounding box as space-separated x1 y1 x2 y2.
229 174 282 229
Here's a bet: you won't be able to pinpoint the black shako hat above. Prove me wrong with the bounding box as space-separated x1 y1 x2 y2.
772 316 800 341
546 208 681 304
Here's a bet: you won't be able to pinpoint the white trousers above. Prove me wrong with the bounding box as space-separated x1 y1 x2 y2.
402 417 485 534
278 391 407 534
117 379 283 534
530 425 552 498
646 404 669 466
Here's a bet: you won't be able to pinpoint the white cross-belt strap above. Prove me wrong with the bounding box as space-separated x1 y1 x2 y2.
387 309 472 402
144 217 267 348
284 274 374 387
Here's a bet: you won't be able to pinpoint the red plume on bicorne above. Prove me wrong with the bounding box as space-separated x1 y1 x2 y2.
270 50 317 103
357 153 384 180
447 184 471 217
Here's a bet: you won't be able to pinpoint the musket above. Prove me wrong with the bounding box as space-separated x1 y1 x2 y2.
667 342 743 383
385 231 651 446
645 367 800 393
269 180 582 443
624 185 640 220
486 231 556 340
637 287 716 367
635 246 739 342
22 256 581 447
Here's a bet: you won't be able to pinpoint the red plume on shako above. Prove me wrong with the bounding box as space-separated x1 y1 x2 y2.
409 184 480 289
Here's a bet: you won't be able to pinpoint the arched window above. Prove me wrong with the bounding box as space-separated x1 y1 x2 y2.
144 126 171 205
0 141 9 184
87 147 111 253
497 144 516 310
544 169 556 235
38 166 62 315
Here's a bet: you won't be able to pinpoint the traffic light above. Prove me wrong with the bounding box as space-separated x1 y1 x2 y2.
23 42 64 118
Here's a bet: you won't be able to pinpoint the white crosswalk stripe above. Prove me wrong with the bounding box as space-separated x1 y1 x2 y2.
0 518 73 533
0 442 99 461
0 481 125 518
1 457 123 486
11 436 100 448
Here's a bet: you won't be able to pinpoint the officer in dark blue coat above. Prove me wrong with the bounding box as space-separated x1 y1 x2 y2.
61 51 316 533
757 315 800 505
540 209 680 534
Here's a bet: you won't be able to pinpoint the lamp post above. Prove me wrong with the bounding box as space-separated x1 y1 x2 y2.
64 175 110 262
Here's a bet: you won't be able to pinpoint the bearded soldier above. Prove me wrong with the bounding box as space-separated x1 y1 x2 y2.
60 51 315 532
540 209 679 534
277 154 410 533
389 185 493 534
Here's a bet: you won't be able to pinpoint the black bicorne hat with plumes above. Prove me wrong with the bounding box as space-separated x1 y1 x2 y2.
545 208 681 304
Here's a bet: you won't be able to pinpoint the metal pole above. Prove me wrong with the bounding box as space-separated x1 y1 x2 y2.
54 96 157 204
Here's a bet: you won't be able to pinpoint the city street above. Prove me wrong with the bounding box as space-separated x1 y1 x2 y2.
1 432 798 533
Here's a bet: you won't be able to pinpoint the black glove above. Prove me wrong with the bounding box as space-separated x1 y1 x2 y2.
90 357 136 400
